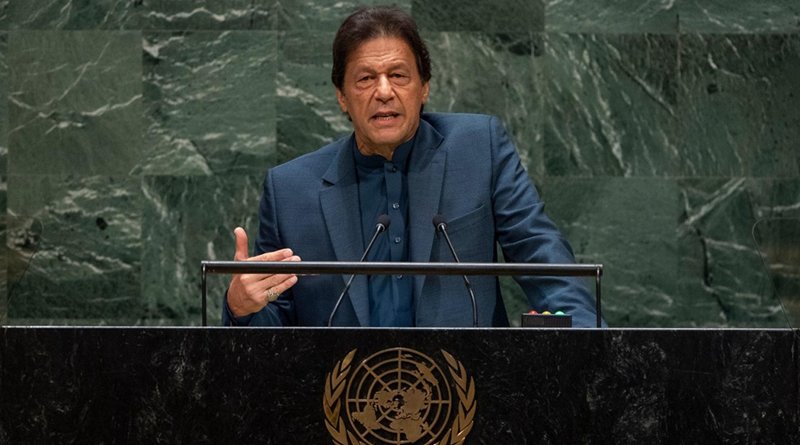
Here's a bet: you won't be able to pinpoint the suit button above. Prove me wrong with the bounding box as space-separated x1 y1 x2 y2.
394 237 402 244
392 202 400 209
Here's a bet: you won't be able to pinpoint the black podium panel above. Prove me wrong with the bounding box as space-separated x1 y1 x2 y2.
0 327 797 444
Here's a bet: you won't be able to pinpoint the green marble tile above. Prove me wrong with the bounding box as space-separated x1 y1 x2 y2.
140 31 276 176
140 175 263 326
424 32 544 177
0 0 277 30
747 180 800 328
0 32 7 181
275 31 350 165
8 31 143 175
0 38 5 321
676 179 799 328
0 180 5 323
1 32 7 318
5 175 142 324
753 217 800 328
540 177 681 327
276 0 411 31
543 34 680 177
545 0 678 33
413 0 544 32
677 34 800 177
139 0 277 30
0 188 5 323
680 34 800 177
747 179 800 221
678 0 800 33
0 0 138 30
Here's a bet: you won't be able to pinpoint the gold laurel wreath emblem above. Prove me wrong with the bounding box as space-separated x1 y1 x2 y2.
322 349 476 445
437 350 476 445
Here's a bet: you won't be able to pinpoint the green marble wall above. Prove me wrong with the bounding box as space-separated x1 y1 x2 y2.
0 1 797 327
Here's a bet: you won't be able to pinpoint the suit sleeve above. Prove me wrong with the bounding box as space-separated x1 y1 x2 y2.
221 169 298 326
488 116 604 328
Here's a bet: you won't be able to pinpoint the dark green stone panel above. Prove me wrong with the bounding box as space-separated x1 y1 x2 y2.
424 32 544 177
676 179 799 328
0 184 5 324
138 0 277 30
141 175 263 325
275 31 350 166
543 33 680 177
8 31 143 175
752 216 800 329
545 0 678 33
677 34 800 177
5 175 142 324
140 175 263 326
14 0 796 33
413 0 544 32
0 0 277 30
540 177 680 327
0 0 138 30
0 32 7 180
0 33 6 322
678 0 800 33
276 0 411 31
140 31 276 176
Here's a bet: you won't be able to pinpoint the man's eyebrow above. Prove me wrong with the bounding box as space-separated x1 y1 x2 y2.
351 60 413 72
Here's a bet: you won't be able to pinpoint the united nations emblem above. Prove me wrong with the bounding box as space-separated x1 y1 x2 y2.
323 348 476 445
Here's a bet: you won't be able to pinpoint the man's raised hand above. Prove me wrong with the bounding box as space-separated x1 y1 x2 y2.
227 227 300 317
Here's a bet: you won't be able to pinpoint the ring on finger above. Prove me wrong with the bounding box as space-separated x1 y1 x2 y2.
266 288 279 301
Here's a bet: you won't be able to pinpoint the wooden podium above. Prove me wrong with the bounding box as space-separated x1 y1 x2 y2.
0 327 797 443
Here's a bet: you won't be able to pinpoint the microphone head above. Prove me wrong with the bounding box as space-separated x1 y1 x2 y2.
376 214 391 230
432 214 447 231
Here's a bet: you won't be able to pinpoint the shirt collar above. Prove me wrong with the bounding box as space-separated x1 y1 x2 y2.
352 130 417 171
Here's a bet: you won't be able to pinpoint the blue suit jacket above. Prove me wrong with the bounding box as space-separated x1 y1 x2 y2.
224 113 600 327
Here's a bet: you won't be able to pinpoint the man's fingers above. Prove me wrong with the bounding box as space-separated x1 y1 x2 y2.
248 271 297 290
233 227 249 261
265 275 299 303
249 249 298 262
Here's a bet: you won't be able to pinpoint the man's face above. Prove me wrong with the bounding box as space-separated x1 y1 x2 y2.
336 36 430 159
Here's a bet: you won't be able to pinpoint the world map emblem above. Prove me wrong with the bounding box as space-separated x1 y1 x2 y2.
323 348 476 445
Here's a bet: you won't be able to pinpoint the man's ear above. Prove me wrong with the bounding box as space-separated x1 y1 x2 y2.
421 81 430 104
335 88 348 113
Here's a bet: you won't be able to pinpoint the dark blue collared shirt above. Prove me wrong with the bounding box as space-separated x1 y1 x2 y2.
353 135 416 327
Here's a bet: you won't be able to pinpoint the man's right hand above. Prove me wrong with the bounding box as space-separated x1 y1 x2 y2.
227 227 301 318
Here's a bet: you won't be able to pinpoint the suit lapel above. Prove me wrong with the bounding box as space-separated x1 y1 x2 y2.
408 119 446 299
319 137 370 326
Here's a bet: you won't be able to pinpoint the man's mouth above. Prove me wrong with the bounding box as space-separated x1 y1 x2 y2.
372 112 400 121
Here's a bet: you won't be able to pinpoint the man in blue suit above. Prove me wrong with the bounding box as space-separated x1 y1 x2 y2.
224 6 601 327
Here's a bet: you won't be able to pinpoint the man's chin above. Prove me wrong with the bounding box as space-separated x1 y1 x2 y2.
366 126 405 142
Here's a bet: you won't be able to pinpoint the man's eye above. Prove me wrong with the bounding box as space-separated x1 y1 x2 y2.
391 73 410 84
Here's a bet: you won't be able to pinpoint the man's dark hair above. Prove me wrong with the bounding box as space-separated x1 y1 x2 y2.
331 6 431 90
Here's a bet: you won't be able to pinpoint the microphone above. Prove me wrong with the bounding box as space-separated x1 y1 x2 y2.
432 215 478 327
327 214 391 326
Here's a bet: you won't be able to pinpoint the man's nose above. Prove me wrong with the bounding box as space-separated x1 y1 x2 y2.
375 75 394 101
